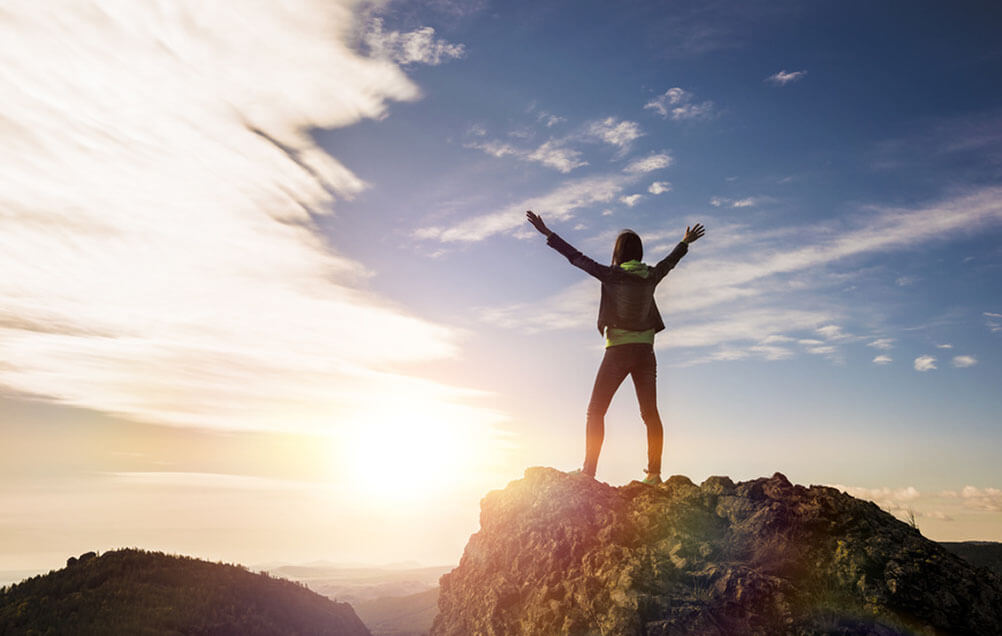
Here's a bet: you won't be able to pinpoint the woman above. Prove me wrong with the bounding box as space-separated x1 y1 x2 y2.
526 210 704 485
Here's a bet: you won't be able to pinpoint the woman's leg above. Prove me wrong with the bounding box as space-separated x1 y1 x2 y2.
630 345 663 475
583 347 631 476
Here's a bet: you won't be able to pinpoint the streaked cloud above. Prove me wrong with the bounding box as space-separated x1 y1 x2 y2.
766 69 807 85
0 0 499 435
868 338 895 350
365 18 466 66
478 187 1002 362
872 355 893 365
985 312 1002 332
952 355 977 368
914 355 937 371
645 87 715 121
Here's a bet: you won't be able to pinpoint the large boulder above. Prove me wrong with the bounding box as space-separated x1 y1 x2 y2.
432 467 1002 635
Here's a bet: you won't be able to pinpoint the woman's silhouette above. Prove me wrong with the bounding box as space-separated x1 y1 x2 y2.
526 211 704 484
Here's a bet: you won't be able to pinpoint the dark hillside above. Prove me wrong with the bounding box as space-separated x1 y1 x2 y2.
0 548 370 635
940 541 1002 578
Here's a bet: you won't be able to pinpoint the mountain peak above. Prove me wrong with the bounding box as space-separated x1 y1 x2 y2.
432 467 1002 635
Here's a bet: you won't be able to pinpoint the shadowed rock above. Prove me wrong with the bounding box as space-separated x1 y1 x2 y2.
432 467 1002 636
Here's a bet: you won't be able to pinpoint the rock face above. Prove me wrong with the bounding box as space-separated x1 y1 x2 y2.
432 468 1002 636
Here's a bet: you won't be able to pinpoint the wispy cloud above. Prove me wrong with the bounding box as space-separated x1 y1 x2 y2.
0 1 498 435
644 87 715 121
914 355 938 371
620 194 644 207
648 181 672 195
465 137 587 173
766 69 807 85
365 18 466 65
952 355 977 368
872 355 893 365
710 196 765 208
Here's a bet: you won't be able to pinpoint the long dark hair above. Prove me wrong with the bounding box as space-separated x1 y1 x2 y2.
612 229 643 266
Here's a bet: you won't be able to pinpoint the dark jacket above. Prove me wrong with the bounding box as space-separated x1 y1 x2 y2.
546 232 688 335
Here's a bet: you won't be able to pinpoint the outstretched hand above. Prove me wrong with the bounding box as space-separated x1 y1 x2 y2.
526 210 553 238
683 223 705 244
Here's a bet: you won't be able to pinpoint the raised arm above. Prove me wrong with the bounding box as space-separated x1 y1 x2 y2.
526 210 611 281
652 223 704 282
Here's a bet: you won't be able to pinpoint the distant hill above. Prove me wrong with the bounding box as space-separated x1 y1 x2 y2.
0 548 371 635
353 587 438 636
941 541 1002 577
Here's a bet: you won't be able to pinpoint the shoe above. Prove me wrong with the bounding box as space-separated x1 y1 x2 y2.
641 471 661 486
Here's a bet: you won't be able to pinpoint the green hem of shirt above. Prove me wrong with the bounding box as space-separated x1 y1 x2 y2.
605 327 656 348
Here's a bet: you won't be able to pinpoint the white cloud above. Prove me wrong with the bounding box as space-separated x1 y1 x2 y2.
586 117 644 150
527 140 588 173
957 486 1002 511
936 343 954 349
914 355 937 372
0 0 499 435
895 276 917 286
415 174 627 243
365 18 466 66
872 355 893 365
620 194 643 207
644 87 715 121
868 338 895 350
766 69 807 85
952 355 977 368
648 181 672 195
624 153 674 174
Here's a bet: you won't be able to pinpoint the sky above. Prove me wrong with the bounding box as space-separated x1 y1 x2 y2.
2 0 1002 576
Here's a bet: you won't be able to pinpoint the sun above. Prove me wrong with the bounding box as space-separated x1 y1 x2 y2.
339 403 495 503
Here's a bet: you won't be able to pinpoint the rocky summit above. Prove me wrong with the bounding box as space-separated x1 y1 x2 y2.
432 468 1002 636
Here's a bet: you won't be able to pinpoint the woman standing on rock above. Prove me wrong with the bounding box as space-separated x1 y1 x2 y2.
526 211 704 485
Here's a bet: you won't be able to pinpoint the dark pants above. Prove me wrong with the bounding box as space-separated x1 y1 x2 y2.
583 342 662 477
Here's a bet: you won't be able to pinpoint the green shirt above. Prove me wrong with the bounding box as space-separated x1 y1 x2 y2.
604 259 656 348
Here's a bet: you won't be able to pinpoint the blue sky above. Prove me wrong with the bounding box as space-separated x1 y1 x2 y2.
1 0 1001 574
